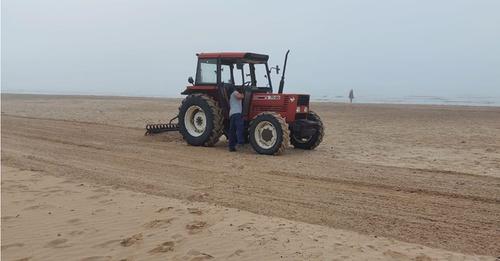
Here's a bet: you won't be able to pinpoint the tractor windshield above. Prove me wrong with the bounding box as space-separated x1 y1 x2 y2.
252 63 271 88
196 58 217 84
234 62 272 90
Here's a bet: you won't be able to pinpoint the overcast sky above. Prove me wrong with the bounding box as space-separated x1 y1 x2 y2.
2 0 500 99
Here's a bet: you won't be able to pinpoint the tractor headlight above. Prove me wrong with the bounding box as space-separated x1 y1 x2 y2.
296 107 300 113
304 106 308 112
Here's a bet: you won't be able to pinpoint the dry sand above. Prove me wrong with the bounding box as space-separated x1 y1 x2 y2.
1 94 499 260
4 166 491 261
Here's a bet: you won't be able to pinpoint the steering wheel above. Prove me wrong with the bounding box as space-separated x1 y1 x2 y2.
243 81 252 87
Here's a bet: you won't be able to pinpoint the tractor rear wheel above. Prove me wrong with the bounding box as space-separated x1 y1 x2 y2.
178 94 223 146
249 112 289 155
291 111 324 150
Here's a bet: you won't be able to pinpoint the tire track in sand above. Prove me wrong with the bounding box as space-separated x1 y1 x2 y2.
2 115 499 255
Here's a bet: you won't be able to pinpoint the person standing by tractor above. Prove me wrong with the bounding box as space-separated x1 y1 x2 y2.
228 87 245 152
349 89 354 103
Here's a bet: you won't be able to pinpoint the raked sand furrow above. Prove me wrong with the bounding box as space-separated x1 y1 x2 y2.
2 118 499 255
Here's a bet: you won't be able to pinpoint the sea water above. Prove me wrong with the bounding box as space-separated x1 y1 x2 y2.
313 95 500 106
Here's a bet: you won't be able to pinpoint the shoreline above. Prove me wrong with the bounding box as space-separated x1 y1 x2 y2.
2 92 500 108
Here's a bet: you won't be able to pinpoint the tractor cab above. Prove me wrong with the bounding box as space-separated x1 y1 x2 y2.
194 52 272 91
184 52 275 118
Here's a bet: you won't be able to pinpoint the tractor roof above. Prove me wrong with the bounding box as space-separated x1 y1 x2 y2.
197 52 269 62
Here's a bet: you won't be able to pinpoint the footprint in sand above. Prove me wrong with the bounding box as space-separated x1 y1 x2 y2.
170 233 185 243
92 239 122 248
187 193 209 201
23 205 42 211
185 250 214 260
143 218 175 229
79 256 112 261
69 230 85 236
187 208 203 215
37 192 53 198
120 233 143 247
34 189 68 197
2 215 19 222
228 249 244 258
1 242 24 250
185 221 207 234
98 199 116 205
148 241 175 254
92 188 110 193
45 238 72 248
67 218 82 225
383 250 408 259
87 194 108 200
5 184 29 191
46 184 63 188
237 222 256 232
414 254 433 261
156 207 174 213
23 204 53 211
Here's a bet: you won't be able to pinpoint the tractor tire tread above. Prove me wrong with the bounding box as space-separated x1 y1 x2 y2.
250 112 289 155
308 110 324 149
178 94 223 147
291 110 324 150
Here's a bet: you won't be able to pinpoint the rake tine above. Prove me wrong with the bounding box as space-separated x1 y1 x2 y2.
145 122 180 136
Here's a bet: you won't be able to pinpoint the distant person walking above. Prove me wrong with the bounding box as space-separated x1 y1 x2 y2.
348 89 354 103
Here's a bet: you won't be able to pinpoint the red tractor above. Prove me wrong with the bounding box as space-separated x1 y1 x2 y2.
146 51 324 155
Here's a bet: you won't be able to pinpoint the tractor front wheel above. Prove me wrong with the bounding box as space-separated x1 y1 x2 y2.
178 94 223 146
291 111 324 150
249 112 289 155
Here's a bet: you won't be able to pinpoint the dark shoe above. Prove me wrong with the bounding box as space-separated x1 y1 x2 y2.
236 143 245 149
229 147 236 152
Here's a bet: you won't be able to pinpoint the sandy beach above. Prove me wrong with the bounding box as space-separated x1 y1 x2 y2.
2 94 499 260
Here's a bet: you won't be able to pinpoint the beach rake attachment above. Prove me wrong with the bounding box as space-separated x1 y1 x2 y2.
145 116 179 135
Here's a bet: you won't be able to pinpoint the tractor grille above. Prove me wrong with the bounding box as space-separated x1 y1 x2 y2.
297 95 310 106
284 97 290 106
255 106 287 112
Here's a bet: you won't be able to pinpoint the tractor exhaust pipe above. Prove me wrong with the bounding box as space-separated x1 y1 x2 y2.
278 50 290 94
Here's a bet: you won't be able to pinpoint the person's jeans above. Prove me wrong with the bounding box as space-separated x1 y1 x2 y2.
229 113 244 149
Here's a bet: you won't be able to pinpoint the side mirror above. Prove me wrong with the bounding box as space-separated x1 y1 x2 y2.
269 65 280 75
188 76 194 85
